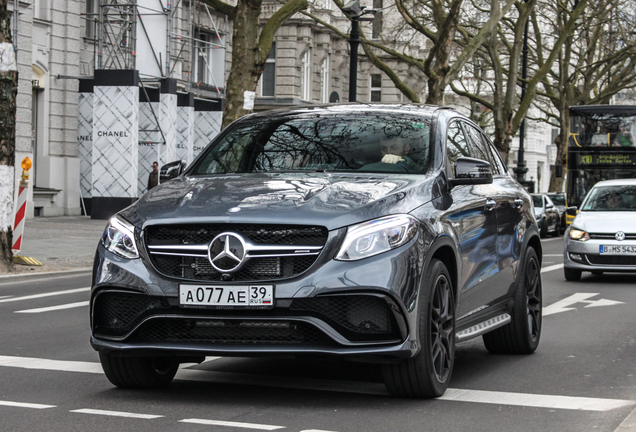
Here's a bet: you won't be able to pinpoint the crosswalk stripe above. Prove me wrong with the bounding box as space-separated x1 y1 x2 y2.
0 287 90 304
15 301 89 314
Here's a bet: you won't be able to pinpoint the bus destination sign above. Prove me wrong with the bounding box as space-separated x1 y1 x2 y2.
577 153 636 165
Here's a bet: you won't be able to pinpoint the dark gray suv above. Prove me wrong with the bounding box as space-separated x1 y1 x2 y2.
91 104 542 398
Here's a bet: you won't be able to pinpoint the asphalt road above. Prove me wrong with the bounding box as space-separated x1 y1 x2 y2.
0 237 635 432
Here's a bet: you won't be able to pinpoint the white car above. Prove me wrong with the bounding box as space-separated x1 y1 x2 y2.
563 178 636 281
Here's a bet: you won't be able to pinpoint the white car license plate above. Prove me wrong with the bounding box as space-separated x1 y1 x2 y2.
179 285 274 307
600 245 636 254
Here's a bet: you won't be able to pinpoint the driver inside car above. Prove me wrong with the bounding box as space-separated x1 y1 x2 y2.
371 137 420 172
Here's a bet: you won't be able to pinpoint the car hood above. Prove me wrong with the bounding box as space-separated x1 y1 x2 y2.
122 172 439 231
572 211 636 233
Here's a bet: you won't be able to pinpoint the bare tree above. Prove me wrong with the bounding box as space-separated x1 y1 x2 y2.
201 0 308 128
532 0 636 192
450 0 587 163
0 0 17 272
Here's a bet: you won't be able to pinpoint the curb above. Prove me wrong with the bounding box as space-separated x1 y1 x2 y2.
0 267 93 282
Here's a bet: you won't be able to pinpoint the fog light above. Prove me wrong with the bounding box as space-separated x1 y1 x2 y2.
569 253 583 262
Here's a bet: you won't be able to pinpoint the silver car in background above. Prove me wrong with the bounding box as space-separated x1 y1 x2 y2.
563 179 636 281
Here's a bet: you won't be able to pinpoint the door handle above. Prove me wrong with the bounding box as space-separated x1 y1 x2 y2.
486 199 496 211
514 198 523 208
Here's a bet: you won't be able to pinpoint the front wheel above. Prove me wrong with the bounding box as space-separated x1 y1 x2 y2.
564 267 582 281
99 352 179 388
483 247 542 354
383 259 455 398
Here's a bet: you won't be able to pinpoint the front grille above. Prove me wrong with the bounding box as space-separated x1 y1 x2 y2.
145 224 328 282
147 224 328 246
131 318 335 346
589 233 636 240
586 254 636 265
291 295 401 342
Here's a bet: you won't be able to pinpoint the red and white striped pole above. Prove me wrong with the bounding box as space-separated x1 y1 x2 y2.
12 157 32 253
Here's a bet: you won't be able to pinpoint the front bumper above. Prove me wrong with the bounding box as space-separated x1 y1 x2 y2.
563 235 636 272
90 232 426 360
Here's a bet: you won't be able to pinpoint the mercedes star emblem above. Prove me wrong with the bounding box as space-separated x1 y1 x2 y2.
615 231 626 241
208 232 247 272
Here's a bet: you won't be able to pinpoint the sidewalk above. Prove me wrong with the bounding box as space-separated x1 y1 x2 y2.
0 216 107 278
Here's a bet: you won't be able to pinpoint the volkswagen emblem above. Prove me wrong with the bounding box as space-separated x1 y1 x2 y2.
208 233 247 272
615 231 626 241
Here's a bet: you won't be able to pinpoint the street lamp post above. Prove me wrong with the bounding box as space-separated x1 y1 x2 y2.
514 14 530 188
342 0 375 103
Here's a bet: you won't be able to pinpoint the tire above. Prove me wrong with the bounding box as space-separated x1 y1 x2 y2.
383 259 455 398
564 267 582 281
540 219 547 238
483 247 542 354
99 352 178 388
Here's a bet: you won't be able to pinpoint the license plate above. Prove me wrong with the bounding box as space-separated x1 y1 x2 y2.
179 285 274 308
600 245 636 254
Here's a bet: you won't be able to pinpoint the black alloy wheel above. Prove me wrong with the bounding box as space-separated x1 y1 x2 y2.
383 259 455 398
483 247 542 354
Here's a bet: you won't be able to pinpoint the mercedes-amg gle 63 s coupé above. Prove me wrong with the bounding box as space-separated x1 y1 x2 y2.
91 104 543 398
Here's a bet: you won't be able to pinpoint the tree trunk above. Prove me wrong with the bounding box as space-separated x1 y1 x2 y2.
0 0 17 272
222 0 264 129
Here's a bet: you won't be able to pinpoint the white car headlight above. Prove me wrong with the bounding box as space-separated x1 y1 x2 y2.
335 215 418 261
101 216 139 259
569 227 590 242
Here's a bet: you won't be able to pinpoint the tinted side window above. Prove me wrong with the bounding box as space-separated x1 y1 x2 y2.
463 123 492 166
483 136 506 175
446 121 470 166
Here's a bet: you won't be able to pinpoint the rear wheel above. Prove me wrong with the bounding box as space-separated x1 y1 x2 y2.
383 259 455 398
483 247 542 354
99 352 178 388
564 267 582 281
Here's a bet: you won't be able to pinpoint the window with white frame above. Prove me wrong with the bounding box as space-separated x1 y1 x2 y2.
320 57 330 103
370 73 381 102
301 50 311 101
34 0 50 20
259 42 276 97
194 30 226 91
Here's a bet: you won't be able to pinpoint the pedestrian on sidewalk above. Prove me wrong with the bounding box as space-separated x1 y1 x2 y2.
147 161 159 191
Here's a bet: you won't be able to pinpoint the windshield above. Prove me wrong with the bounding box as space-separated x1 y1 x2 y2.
532 195 543 208
548 195 566 206
581 185 636 211
190 113 432 175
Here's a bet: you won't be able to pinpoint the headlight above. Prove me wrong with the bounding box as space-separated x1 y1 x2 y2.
101 216 139 259
569 227 589 242
335 215 418 261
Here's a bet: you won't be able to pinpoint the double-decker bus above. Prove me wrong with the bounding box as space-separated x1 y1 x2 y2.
567 105 636 223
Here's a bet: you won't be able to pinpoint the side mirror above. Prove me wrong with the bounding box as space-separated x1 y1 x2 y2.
449 157 493 187
566 206 578 216
160 160 186 184
546 203 554 209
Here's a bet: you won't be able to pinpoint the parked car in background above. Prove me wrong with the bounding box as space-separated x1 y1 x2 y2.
546 193 567 233
563 179 636 281
532 193 561 238
90 104 543 399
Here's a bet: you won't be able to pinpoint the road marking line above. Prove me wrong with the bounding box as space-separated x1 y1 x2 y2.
0 400 56 409
541 263 563 273
0 296 12 299
180 418 284 430
544 293 625 316
0 355 103 374
71 408 163 419
440 388 634 411
0 287 90 304
15 301 89 314
175 369 636 412
543 254 563 257
0 355 633 412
